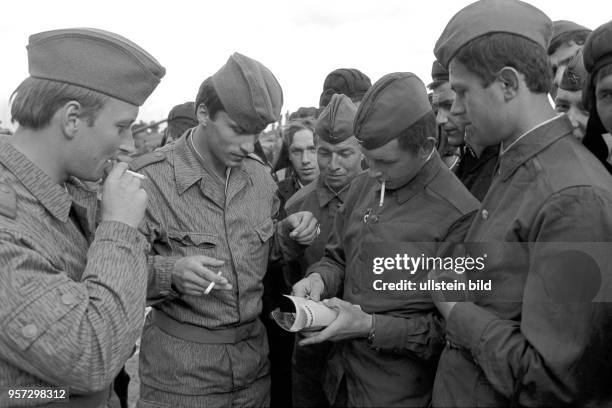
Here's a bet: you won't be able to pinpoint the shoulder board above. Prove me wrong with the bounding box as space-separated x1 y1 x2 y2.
0 182 17 219
246 152 267 166
129 151 166 171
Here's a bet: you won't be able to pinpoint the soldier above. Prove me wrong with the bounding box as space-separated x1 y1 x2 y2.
160 101 198 146
293 73 479 407
554 49 590 141
582 20 612 174
0 28 164 406
429 60 498 201
548 20 591 96
286 93 364 407
432 1 612 406
133 52 318 408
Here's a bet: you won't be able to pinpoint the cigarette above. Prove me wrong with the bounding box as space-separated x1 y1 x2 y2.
204 271 223 295
126 170 146 179
379 180 385 207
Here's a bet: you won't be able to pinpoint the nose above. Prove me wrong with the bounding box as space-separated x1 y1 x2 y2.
436 109 448 127
301 149 315 164
119 130 136 155
567 106 580 128
450 97 465 116
329 152 341 170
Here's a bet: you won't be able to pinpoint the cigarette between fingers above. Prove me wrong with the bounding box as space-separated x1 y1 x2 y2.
126 170 146 179
204 271 223 295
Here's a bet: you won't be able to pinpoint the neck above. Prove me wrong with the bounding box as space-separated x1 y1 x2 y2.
193 126 226 179
503 94 556 148
10 127 67 183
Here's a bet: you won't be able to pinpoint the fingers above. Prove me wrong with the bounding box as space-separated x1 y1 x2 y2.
190 264 231 289
192 255 225 268
299 322 336 346
288 212 314 237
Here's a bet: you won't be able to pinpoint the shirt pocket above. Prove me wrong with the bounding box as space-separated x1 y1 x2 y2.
253 218 274 244
167 231 220 257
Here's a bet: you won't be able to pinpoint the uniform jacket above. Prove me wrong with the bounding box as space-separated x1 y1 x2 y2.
134 131 298 397
433 115 612 408
455 144 499 201
308 154 480 407
0 142 148 406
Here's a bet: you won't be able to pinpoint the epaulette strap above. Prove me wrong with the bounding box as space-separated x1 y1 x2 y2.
129 151 166 171
0 182 17 219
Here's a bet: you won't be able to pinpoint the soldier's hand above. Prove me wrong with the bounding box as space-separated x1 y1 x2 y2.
172 255 231 296
283 211 319 245
292 273 325 301
101 162 147 229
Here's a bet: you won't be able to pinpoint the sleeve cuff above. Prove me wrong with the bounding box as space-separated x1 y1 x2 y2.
154 256 179 297
95 220 148 251
446 302 498 357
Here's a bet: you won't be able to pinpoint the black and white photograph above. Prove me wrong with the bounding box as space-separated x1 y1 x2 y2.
1 0 612 407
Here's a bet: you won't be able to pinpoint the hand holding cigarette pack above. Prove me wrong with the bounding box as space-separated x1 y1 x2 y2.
271 295 338 332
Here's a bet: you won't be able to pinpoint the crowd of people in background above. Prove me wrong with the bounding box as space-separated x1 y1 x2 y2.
2 1 612 408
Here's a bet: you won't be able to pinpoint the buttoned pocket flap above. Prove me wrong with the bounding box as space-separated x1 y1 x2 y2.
254 218 274 243
168 231 219 248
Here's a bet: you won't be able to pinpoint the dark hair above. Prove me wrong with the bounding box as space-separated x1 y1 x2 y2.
548 30 591 55
282 119 315 147
454 33 552 94
10 77 108 130
195 77 225 119
396 111 437 153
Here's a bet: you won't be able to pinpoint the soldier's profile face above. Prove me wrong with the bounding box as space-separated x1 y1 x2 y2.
432 81 466 147
362 138 424 190
595 72 612 135
206 110 256 168
449 59 505 147
74 97 138 181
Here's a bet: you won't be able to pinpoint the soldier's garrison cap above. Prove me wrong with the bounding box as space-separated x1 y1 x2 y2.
315 94 357 144
354 72 431 150
560 49 587 92
210 52 283 134
434 0 552 68
27 28 165 106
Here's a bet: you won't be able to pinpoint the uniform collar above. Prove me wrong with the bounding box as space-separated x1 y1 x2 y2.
315 176 350 208
497 115 573 182
376 152 443 205
173 129 208 195
0 142 73 222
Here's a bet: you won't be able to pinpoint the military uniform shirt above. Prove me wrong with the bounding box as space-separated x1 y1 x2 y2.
0 142 149 404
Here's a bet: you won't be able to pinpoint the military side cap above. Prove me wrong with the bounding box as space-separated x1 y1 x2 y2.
354 72 431 150
319 68 372 107
315 94 357 144
551 20 590 44
434 0 552 68
27 28 165 106
168 102 197 123
431 60 449 82
211 52 283 134
583 21 612 75
560 49 587 91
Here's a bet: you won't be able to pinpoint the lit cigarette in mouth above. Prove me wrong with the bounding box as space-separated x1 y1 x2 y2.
204 271 223 295
126 170 146 179
379 180 385 207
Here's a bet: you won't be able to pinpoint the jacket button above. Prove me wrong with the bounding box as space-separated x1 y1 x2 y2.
61 293 75 305
481 209 489 220
22 324 38 338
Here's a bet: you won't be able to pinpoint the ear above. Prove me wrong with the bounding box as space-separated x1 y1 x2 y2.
497 67 521 101
196 103 209 126
420 136 437 158
60 101 82 140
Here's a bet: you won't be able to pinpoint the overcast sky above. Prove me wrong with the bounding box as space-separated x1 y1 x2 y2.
0 0 609 130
